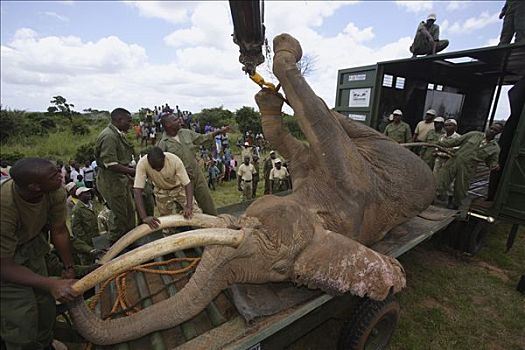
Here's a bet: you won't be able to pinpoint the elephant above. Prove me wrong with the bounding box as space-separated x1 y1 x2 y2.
67 33 435 345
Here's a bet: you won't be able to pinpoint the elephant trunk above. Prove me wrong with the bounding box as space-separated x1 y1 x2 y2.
68 245 234 345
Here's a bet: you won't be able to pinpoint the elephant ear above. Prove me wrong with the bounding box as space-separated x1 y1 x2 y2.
292 228 406 301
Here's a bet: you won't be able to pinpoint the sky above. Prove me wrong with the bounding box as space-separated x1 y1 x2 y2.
0 1 511 117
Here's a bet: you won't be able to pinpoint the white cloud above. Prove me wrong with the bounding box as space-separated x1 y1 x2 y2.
448 11 499 34
395 1 433 13
124 1 198 24
0 2 414 114
42 11 69 22
446 1 471 11
486 36 499 46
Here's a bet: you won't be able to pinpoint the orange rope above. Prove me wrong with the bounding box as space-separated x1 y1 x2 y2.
83 257 200 350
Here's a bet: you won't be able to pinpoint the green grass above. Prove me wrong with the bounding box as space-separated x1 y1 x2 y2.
390 224 525 350
2 128 99 160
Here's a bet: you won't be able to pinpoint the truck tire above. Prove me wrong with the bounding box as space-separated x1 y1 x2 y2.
462 218 489 255
337 294 400 350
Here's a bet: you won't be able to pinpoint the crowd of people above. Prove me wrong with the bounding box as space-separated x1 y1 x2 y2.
383 108 504 209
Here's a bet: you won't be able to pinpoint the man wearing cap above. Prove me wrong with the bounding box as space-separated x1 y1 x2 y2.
420 116 446 169
94 108 136 244
237 156 256 202
384 109 412 143
65 181 78 216
251 154 261 198
434 118 461 174
269 159 291 194
133 147 201 232
414 109 437 143
410 13 449 57
435 123 504 209
158 114 229 216
241 141 254 161
263 150 278 194
71 187 101 270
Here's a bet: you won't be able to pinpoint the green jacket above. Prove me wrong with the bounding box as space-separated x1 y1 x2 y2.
71 201 98 254
157 129 213 179
94 124 134 185
438 131 500 169
384 121 412 143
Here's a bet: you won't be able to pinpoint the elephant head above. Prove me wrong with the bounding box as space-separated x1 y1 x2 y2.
68 34 434 345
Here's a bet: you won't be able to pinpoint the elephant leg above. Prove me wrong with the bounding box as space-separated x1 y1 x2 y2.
271 34 365 176
255 89 309 166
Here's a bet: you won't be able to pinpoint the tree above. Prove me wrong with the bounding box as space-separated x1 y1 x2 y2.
235 106 262 135
296 53 318 77
193 106 235 127
48 95 75 121
262 51 318 79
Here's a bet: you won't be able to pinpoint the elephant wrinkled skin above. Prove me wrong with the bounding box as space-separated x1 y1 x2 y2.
68 34 435 345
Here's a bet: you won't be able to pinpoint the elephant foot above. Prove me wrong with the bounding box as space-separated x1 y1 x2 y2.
273 34 303 63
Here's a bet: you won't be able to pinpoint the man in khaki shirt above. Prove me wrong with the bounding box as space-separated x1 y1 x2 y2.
413 109 436 142
237 156 256 202
133 147 201 230
269 159 291 194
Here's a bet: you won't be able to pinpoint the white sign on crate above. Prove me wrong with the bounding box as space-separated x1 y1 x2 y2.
348 88 371 108
348 73 366 81
348 114 367 121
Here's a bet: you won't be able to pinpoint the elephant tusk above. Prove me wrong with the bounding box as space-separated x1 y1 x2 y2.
100 214 222 263
72 228 244 294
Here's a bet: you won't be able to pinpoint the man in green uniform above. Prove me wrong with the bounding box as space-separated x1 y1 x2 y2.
1 158 79 350
94 108 136 244
251 154 261 198
498 0 525 45
158 114 229 216
71 187 101 268
435 123 504 209
384 109 412 143
410 13 449 57
263 150 278 195
420 116 445 169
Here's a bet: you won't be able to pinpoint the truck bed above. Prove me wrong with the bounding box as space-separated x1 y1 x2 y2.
92 204 456 350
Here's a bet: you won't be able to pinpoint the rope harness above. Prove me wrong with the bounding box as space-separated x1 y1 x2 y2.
83 257 201 350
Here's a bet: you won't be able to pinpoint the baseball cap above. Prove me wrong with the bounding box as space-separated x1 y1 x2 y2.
426 109 437 116
445 118 457 125
427 13 436 21
244 142 250 146
434 117 445 123
274 158 282 163
393 109 403 116
65 182 76 192
75 187 91 197
270 150 276 154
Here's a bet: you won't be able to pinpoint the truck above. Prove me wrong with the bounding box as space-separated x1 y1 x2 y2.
334 43 525 255
56 3 524 349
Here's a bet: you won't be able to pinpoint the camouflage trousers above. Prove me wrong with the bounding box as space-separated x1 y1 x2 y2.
240 180 253 202
154 186 202 236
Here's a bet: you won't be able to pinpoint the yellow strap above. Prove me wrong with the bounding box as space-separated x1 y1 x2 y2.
249 72 276 92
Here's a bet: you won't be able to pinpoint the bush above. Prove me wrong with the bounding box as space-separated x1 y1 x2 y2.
75 142 96 163
71 120 89 135
0 151 26 164
282 113 305 139
235 106 262 135
193 106 235 128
